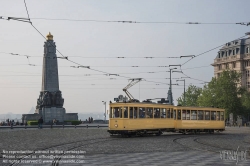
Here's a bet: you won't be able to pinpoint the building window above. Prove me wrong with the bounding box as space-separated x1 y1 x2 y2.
221 51 224 57
246 47 249 54
217 73 220 77
226 63 229 69
218 64 221 70
247 82 250 89
225 51 228 57
232 50 235 55
246 70 250 78
218 52 220 58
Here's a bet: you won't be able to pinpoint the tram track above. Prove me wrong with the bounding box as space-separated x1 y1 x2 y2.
5 136 115 166
173 134 231 153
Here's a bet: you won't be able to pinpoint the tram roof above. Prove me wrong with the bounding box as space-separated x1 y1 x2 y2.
110 102 225 111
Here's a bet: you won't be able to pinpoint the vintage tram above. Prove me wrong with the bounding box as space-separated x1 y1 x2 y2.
108 78 225 136
108 102 225 136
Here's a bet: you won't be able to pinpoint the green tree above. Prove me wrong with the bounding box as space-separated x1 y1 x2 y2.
197 70 243 118
177 85 202 106
240 88 250 118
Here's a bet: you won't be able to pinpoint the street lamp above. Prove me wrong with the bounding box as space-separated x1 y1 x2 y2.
102 101 106 123
176 79 185 106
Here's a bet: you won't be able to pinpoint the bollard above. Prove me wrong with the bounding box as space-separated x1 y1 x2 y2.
86 125 88 128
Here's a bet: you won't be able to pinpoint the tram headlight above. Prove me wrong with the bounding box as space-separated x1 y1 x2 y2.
114 124 118 128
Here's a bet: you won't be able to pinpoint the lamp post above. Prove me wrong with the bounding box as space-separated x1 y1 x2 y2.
102 101 106 123
176 79 185 106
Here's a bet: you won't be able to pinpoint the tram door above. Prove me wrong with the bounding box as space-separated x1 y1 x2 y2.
175 109 181 129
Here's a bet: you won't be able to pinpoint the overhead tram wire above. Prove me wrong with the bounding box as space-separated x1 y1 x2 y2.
21 1 169 85
17 17 250 26
181 34 248 66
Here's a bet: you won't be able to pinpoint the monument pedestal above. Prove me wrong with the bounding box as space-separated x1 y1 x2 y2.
37 107 65 123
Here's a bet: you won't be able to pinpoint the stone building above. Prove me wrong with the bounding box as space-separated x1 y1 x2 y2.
212 32 250 90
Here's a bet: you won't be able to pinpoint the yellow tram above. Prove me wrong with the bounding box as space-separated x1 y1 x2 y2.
108 102 225 136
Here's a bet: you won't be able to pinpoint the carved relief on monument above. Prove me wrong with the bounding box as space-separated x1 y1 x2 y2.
36 91 64 109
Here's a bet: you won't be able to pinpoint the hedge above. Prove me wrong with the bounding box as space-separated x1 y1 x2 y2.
64 120 81 125
27 121 38 125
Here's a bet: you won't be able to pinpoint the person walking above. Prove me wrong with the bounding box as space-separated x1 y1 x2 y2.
38 117 43 129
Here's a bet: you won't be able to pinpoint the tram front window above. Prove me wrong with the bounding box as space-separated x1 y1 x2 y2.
139 107 145 118
220 111 224 120
198 110 203 120
114 107 120 118
154 108 160 118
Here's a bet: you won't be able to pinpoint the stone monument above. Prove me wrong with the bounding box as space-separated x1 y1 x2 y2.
22 33 78 124
35 32 66 123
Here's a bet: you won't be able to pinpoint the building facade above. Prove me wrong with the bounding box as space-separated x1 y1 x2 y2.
212 32 250 90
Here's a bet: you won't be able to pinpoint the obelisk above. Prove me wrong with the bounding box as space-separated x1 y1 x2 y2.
35 32 65 123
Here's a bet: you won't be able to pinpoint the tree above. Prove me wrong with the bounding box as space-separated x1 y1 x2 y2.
240 88 250 119
177 85 202 106
197 70 243 118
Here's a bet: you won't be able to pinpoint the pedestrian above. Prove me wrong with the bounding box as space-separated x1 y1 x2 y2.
88 117 90 124
53 119 57 125
38 117 43 129
91 117 93 123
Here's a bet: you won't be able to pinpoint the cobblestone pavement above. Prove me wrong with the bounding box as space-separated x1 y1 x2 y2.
0 127 249 166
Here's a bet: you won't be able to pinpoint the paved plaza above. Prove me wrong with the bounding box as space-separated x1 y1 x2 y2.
0 127 249 166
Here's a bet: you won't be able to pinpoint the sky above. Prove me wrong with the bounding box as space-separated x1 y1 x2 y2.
0 0 249 117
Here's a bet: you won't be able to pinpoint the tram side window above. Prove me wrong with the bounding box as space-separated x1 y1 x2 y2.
154 108 160 118
220 112 224 121
211 111 216 120
205 111 210 120
182 110 186 120
173 110 176 120
198 110 203 120
177 110 181 120
216 111 220 120
124 107 128 118
119 107 123 118
114 107 120 118
186 110 190 120
191 110 197 120
139 107 145 118
146 107 153 118
134 107 138 119
161 108 166 118
129 107 133 119
167 108 171 118
170 109 173 118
